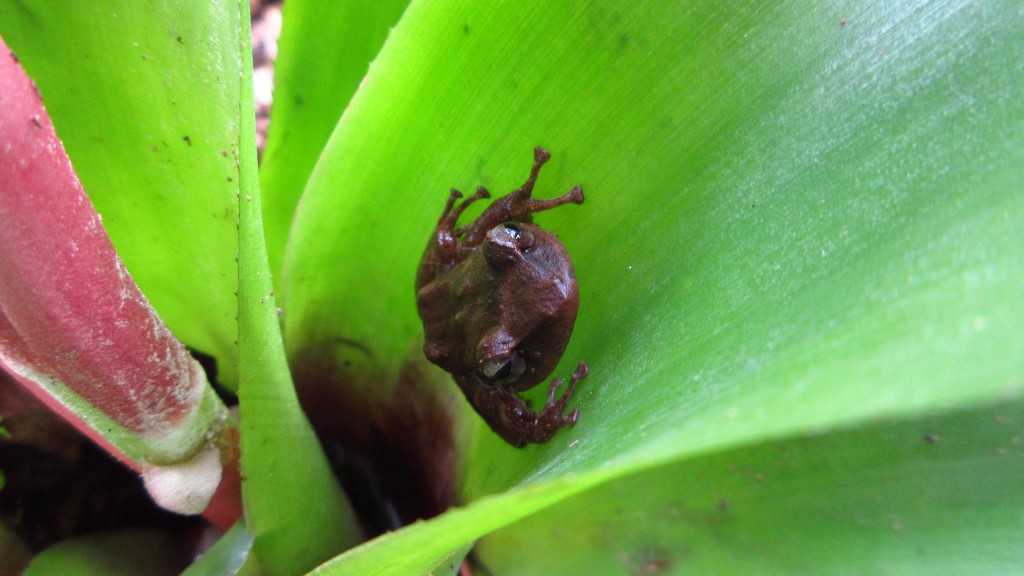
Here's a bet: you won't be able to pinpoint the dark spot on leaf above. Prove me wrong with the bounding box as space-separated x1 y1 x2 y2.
618 33 630 48
8 49 19 64
628 547 673 576
221 150 228 157
182 135 191 146
294 94 304 106
141 54 148 61
462 23 470 35
924 434 939 444
840 19 847 27
176 35 184 44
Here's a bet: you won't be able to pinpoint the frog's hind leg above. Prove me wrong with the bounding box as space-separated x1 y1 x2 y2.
440 186 491 232
507 147 584 219
518 146 552 198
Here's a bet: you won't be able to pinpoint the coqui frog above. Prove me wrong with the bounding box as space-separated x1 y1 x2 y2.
415 147 588 447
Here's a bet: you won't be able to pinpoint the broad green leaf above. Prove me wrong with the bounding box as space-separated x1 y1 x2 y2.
261 0 409 281
0 0 241 386
478 400 1024 575
314 400 1024 575
235 1 361 570
288 0 1022 484
288 0 1023 572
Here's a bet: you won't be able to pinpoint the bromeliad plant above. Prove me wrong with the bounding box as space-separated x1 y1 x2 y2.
1 1 1022 574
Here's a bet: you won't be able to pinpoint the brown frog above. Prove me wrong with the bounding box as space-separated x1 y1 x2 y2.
415 147 588 447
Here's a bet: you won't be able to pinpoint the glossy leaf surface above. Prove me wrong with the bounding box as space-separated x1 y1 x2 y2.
290 0 1023 572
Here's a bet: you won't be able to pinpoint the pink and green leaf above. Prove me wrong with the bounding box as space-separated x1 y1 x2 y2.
0 37 237 521
0 0 242 388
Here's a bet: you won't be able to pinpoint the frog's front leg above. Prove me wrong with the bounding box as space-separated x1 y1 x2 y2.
418 186 492 288
434 187 490 259
465 363 588 447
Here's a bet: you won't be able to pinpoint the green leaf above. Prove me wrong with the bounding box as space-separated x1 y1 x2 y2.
311 475 606 575
260 0 410 281
314 400 1024 575
22 529 192 576
180 522 258 576
478 400 1024 575
0 0 241 386
234 2 362 571
286 0 1023 572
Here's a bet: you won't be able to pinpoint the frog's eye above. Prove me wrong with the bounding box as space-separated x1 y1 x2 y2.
501 222 521 239
483 350 527 382
498 222 534 249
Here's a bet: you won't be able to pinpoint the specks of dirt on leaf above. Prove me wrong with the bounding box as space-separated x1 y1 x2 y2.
8 49 19 64
176 35 184 45
30 115 41 129
221 150 228 157
182 135 191 146
626 547 673 576
924 433 939 444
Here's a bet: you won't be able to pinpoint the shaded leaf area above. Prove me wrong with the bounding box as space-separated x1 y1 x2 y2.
0 0 243 387
0 376 198 553
22 529 195 576
478 400 1024 575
